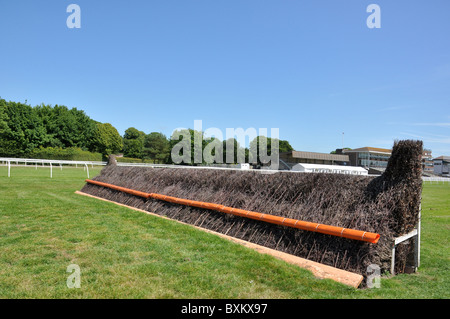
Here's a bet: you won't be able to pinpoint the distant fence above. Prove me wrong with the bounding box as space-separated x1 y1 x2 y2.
115 162 450 180
117 162 245 170
422 176 450 184
3 157 449 182
0 157 107 178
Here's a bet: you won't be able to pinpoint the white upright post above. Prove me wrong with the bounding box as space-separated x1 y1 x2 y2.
8 161 10 177
390 245 396 275
85 164 89 179
50 163 53 178
415 204 421 269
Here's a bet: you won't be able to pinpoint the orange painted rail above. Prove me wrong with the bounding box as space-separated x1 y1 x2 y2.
85 179 380 244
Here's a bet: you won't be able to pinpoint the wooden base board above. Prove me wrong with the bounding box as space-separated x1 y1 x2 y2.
75 190 364 288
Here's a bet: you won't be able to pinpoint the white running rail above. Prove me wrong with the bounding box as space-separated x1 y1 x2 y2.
0 157 107 178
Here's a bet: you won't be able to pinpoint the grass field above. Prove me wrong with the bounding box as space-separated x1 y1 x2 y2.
0 166 448 298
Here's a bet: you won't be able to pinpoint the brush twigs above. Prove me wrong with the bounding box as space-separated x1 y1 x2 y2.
85 179 380 244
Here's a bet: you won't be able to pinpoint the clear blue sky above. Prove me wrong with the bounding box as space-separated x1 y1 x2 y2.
1 0 449 155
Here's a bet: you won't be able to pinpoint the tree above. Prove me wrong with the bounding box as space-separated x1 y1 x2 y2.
123 127 146 158
92 123 123 157
222 138 246 164
249 136 292 167
0 99 9 135
123 127 146 140
330 147 351 154
0 98 116 158
34 104 96 150
143 132 170 163
123 139 143 158
203 136 223 164
0 100 48 156
169 128 208 165
71 107 97 151
33 103 61 148
279 139 294 153
0 99 13 156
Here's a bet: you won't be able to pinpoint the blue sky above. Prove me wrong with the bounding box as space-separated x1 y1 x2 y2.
1 0 449 155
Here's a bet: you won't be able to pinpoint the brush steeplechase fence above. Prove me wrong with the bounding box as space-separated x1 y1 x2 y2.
79 140 424 287
391 206 421 275
85 178 381 244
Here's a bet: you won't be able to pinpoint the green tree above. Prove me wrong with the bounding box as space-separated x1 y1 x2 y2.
33 103 96 151
330 147 351 154
222 138 246 164
33 103 61 148
0 101 48 156
0 99 9 135
0 99 13 156
249 136 291 165
202 136 223 164
42 105 96 150
123 139 143 158
123 127 146 140
279 139 294 153
143 132 170 163
249 136 294 164
123 127 146 158
0 98 110 158
92 123 123 157
169 128 211 165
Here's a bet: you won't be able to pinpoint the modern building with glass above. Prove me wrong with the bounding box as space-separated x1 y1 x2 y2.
279 150 350 167
433 156 450 176
343 147 391 169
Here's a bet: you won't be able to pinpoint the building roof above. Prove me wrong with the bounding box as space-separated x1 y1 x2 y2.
433 156 450 162
287 151 349 162
344 147 392 154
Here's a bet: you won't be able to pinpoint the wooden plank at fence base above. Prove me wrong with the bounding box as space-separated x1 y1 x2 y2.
225 237 364 288
75 190 364 288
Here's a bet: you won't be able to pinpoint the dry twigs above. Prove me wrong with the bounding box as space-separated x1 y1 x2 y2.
81 140 423 284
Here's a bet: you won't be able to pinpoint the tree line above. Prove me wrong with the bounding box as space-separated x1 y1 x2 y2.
123 127 294 165
0 99 122 159
0 98 293 164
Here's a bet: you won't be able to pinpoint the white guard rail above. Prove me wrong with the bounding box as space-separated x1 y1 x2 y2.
0 157 107 178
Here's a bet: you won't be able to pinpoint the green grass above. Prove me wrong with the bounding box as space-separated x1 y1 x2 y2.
0 166 448 298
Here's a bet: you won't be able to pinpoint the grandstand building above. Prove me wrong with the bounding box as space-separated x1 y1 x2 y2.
422 149 434 173
433 156 450 176
281 145 435 175
343 147 391 169
279 150 350 169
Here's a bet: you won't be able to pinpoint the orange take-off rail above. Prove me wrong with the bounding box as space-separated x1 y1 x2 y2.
85 179 380 244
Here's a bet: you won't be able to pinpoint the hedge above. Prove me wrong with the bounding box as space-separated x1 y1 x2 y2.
28 147 103 161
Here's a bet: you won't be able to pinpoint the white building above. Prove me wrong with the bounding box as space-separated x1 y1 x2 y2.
290 163 368 175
